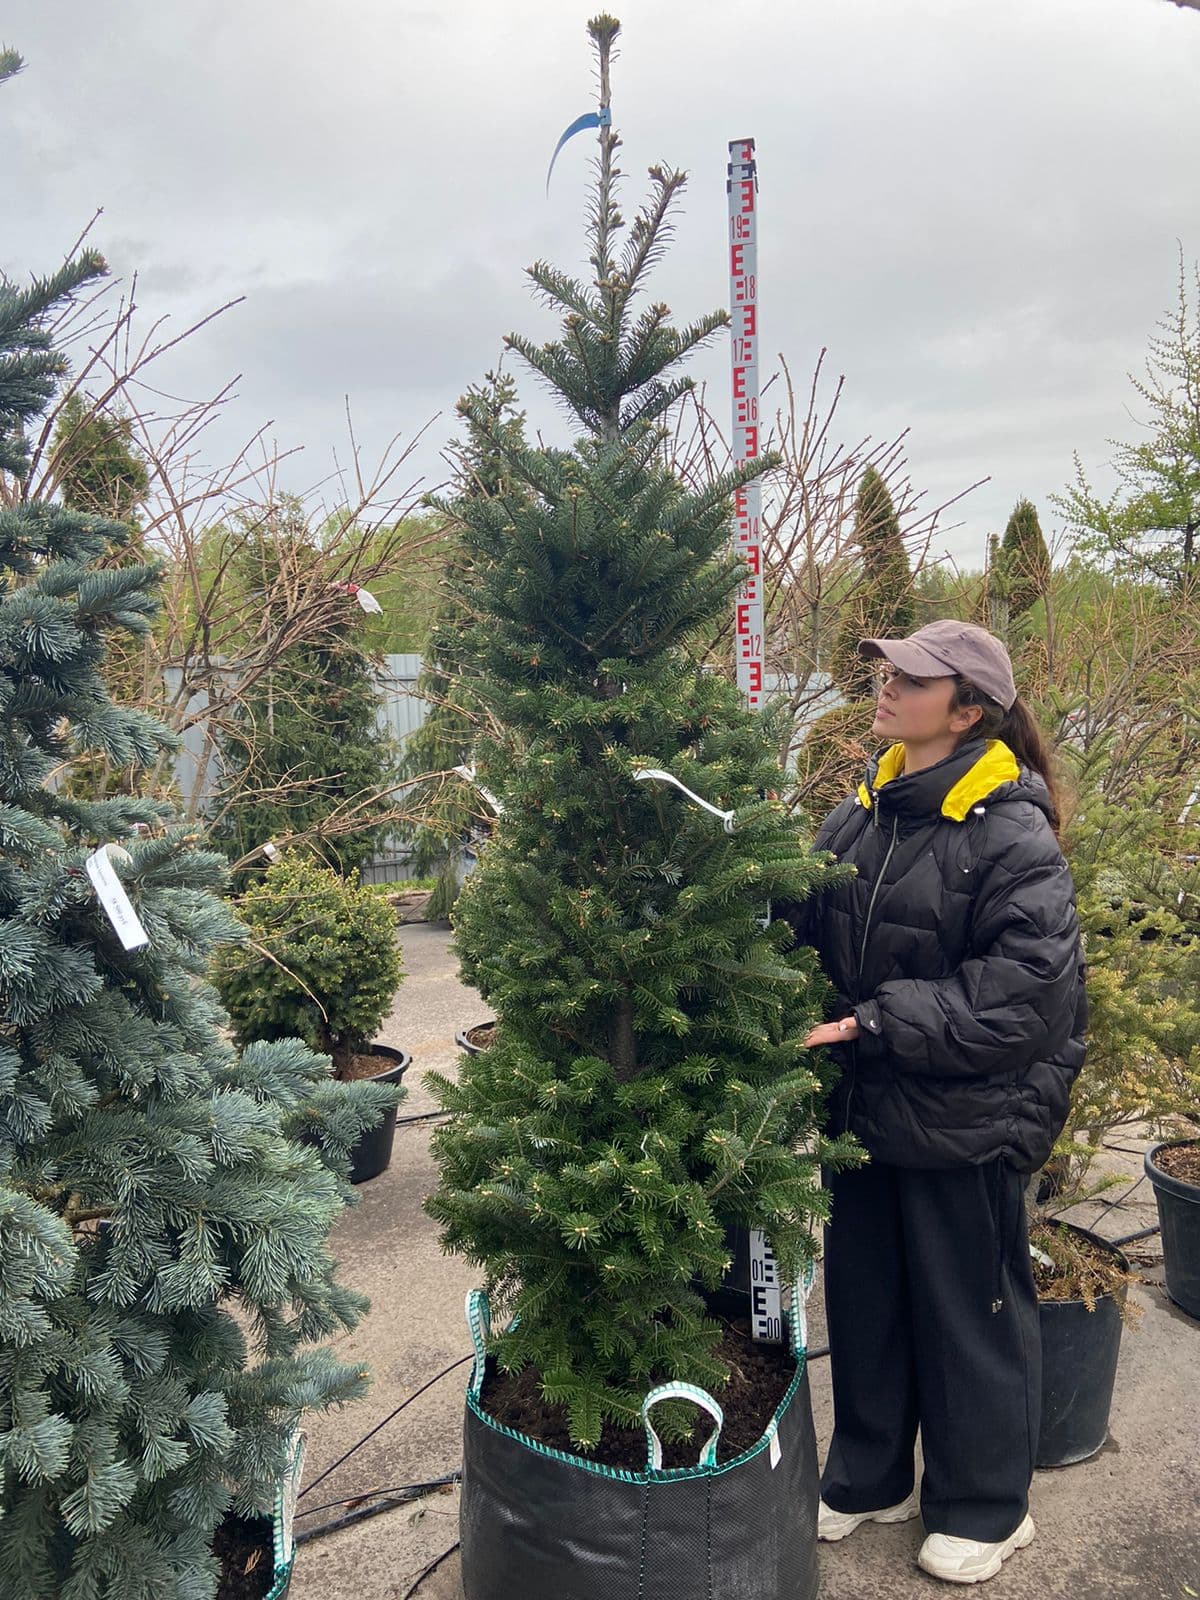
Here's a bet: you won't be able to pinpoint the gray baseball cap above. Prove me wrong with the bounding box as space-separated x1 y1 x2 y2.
857 619 1017 711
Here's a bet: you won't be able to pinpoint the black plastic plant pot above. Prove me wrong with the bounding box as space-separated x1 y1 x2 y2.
455 1022 496 1056
1146 1140 1200 1319
1036 1224 1128 1468
458 1285 820 1600
347 1046 411 1185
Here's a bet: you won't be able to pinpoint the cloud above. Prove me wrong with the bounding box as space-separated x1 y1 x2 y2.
4 0 1199 564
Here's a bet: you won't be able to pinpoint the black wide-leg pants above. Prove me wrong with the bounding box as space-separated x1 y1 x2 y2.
819 1158 1040 1542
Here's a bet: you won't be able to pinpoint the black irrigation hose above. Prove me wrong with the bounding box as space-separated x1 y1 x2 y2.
402 1541 462 1600
1107 1223 1162 1249
395 1109 451 1126
296 1474 462 1545
1095 1172 1148 1208
296 1471 461 1523
298 1354 475 1503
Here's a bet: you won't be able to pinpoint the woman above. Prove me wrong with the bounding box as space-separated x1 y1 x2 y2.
785 619 1087 1586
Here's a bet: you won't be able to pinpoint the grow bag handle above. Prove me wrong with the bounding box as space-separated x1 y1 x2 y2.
466 1289 492 1398
641 1383 725 1471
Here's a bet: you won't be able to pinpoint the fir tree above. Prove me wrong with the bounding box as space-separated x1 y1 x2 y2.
828 465 916 701
400 371 528 920
52 394 150 529
424 15 851 1453
48 397 154 805
211 523 396 884
983 531 1007 634
1056 251 1200 593
998 497 1050 621
0 249 388 1598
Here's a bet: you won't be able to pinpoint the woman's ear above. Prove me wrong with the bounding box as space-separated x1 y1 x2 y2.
951 702 984 735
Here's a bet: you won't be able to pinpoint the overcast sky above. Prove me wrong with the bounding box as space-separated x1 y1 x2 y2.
6 0 1200 568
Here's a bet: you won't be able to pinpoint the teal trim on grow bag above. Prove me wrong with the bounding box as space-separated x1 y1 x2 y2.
462 1278 811 1485
266 1431 307 1599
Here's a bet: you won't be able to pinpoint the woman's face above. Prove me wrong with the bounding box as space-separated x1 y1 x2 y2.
871 665 981 746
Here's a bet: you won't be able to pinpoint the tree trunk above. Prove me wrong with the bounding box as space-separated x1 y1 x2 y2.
608 994 638 1082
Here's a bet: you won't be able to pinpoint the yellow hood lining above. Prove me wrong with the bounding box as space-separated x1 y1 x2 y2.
856 739 1020 821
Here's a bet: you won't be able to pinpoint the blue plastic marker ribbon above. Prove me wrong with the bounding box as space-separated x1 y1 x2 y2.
546 104 613 195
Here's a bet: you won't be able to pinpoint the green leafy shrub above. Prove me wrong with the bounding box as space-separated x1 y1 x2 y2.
210 521 398 888
215 855 404 1074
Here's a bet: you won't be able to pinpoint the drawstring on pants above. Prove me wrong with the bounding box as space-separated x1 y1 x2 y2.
990 1159 1007 1314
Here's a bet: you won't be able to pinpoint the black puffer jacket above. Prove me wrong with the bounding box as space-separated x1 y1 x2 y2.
783 735 1087 1172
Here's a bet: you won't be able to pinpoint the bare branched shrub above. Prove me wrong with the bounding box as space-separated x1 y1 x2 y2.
666 350 984 784
8 256 448 853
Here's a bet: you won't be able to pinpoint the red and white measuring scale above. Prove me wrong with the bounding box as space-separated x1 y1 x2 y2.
727 138 765 713
728 138 783 1343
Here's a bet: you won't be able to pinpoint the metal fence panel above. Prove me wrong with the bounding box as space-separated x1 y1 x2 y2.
165 657 838 883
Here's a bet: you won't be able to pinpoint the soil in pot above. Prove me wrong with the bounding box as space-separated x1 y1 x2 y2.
338 1051 404 1081
481 1311 794 1471
463 1022 497 1051
1031 1222 1136 1314
1153 1143 1200 1186
214 1513 277 1600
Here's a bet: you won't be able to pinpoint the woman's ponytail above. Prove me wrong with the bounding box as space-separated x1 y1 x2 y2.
951 681 1067 834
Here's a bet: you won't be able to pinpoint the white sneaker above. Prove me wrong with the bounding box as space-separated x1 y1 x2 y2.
817 1490 920 1542
917 1513 1036 1584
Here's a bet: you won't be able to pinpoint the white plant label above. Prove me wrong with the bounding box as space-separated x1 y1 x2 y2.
454 764 505 816
85 844 149 951
350 583 383 614
632 767 735 831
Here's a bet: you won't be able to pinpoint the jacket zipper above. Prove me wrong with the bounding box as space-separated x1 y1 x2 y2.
845 808 899 1130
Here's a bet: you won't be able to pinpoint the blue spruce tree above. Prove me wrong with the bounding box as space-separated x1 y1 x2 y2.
0 245 394 1593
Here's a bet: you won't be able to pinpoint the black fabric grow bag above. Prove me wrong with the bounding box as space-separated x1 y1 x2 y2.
459 1283 819 1600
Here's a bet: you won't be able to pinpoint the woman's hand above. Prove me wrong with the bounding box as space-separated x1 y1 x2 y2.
802 1018 859 1048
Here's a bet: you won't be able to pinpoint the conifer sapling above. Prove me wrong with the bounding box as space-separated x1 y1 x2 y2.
425 14 852 1453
